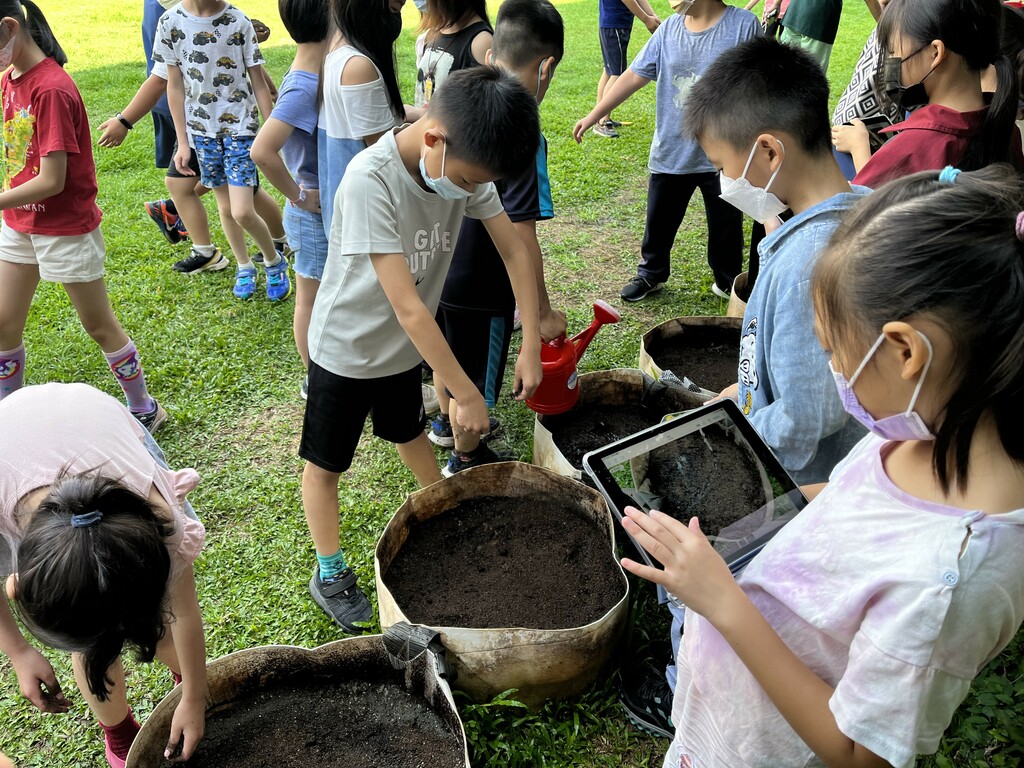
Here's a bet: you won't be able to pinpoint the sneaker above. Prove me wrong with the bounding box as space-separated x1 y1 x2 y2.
301 375 309 400
144 199 183 245
619 664 674 739
620 276 664 302
133 399 167 434
309 566 373 633
264 255 292 302
275 240 294 262
442 443 506 477
172 247 228 274
428 413 454 447
172 218 189 240
711 283 731 299
233 267 257 300
422 383 440 415
605 118 623 128
592 122 619 138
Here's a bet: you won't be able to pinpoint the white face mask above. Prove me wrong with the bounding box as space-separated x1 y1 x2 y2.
0 27 16 70
670 0 695 15
719 140 788 223
419 136 472 201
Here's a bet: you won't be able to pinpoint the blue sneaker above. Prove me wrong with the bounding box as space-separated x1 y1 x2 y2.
442 443 509 478
428 413 454 447
233 267 257 300
263 255 292 302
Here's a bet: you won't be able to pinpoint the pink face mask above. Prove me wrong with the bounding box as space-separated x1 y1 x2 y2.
830 332 935 442
0 28 15 71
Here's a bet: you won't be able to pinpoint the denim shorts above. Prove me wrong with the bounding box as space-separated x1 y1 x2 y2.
193 134 258 189
142 430 200 522
283 202 328 280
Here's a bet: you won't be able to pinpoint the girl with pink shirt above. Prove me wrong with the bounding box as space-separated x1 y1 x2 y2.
622 166 1024 768
0 383 207 767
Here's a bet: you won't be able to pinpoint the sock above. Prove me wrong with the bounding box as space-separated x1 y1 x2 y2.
263 253 282 268
164 199 178 216
193 243 216 257
0 344 26 399
316 550 348 581
100 711 141 760
104 340 155 414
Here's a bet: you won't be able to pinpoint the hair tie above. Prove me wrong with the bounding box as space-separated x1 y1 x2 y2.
70 510 103 528
938 166 961 184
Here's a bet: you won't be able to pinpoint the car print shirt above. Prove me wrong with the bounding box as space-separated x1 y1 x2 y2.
152 2 264 138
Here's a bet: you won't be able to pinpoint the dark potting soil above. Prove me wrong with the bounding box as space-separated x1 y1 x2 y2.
180 678 463 768
651 343 738 393
545 403 664 468
643 425 766 536
384 494 625 630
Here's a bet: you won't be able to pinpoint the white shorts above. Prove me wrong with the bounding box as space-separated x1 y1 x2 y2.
0 224 106 283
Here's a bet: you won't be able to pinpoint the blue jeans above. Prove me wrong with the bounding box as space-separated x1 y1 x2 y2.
284 202 328 280
141 430 200 522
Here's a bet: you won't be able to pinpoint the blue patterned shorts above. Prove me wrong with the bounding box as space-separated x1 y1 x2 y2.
193 134 258 188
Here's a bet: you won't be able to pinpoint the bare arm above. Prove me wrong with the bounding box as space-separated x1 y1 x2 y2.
511 219 566 342
247 64 274 122
470 30 493 65
166 66 194 176
0 153 67 209
251 118 320 213
340 56 391 148
801 482 828 501
98 73 168 147
863 0 882 21
164 568 207 762
622 0 661 31
1 581 69 713
574 70 650 142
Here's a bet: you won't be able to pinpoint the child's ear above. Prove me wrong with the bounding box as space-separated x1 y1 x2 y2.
541 56 556 82
881 321 931 380
423 129 444 149
4 573 16 601
485 47 493 65
928 39 947 69
755 133 785 166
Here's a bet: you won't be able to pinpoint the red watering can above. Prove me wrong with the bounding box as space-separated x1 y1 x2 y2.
526 300 622 415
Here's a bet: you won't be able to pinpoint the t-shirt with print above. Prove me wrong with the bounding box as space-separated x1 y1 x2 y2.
152 2 264 138
0 57 101 236
665 433 1024 768
630 8 760 175
270 69 319 191
440 134 554 314
414 20 491 108
308 128 504 379
317 45 396 237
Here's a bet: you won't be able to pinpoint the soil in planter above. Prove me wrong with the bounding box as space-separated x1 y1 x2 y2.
180 678 463 768
384 494 625 629
545 403 665 468
641 424 766 535
650 342 738 393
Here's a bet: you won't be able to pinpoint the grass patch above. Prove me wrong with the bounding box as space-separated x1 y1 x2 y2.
0 0 1020 765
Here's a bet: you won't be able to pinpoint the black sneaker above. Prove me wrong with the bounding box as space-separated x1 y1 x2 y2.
592 122 619 138
133 399 167 434
172 247 228 274
620 276 664 302
619 664 674 739
144 199 183 245
442 442 512 478
309 567 373 633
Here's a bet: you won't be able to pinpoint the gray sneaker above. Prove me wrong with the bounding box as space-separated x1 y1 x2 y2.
309 567 373 633
592 122 620 138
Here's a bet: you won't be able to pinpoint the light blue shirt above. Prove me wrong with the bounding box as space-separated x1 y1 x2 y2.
270 70 319 190
630 8 760 175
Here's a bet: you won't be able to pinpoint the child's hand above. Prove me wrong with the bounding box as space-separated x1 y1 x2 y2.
0 750 15 768
539 308 568 343
96 117 129 148
832 120 869 155
514 348 543 400
645 14 661 33
573 114 599 144
165 694 206 762
174 145 195 177
620 507 742 624
454 391 491 435
297 187 321 214
10 646 70 713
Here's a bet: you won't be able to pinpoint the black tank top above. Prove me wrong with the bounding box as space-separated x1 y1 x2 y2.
415 20 492 105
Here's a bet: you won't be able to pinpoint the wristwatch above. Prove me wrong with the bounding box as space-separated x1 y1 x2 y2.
289 187 307 205
115 112 133 130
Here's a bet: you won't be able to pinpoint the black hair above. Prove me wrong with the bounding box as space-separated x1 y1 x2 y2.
813 164 1024 493
999 3 1024 112
428 66 540 178
492 0 564 69
13 474 174 700
682 36 832 155
421 0 489 39
333 0 405 120
877 0 1019 170
0 0 66 66
278 0 328 44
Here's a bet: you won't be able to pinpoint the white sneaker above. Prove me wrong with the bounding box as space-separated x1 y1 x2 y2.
422 383 440 415
711 283 731 299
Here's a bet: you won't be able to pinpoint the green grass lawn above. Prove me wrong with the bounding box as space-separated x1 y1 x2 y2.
1 0 1022 765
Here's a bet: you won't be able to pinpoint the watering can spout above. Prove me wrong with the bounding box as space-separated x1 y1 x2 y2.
571 300 621 363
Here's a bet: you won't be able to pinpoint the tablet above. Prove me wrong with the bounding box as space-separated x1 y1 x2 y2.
583 398 808 604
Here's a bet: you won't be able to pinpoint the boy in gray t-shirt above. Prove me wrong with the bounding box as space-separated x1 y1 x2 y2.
298 68 544 632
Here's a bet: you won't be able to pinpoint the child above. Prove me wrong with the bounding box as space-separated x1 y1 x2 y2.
300 67 544 631
0 0 165 432
0 383 207 768
832 0 1022 186
154 0 290 300
591 0 660 138
620 164 1024 767
429 0 568 476
573 0 758 302
414 0 491 111
250 0 329 397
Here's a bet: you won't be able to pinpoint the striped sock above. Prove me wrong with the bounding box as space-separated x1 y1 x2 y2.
0 344 25 399
316 550 348 582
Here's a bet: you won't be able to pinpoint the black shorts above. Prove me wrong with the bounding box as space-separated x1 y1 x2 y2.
299 361 426 473
165 139 202 179
439 307 514 408
153 110 175 169
600 27 632 76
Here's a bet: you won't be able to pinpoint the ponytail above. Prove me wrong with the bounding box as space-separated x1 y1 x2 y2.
961 54 1019 171
0 0 67 66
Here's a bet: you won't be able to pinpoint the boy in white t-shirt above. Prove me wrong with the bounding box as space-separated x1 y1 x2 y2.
299 67 544 631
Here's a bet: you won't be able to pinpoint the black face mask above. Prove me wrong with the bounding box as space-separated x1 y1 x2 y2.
384 11 403 43
882 44 935 112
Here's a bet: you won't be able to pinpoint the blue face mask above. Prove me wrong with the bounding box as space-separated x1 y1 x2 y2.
830 331 935 442
419 136 472 201
413 0 427 11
